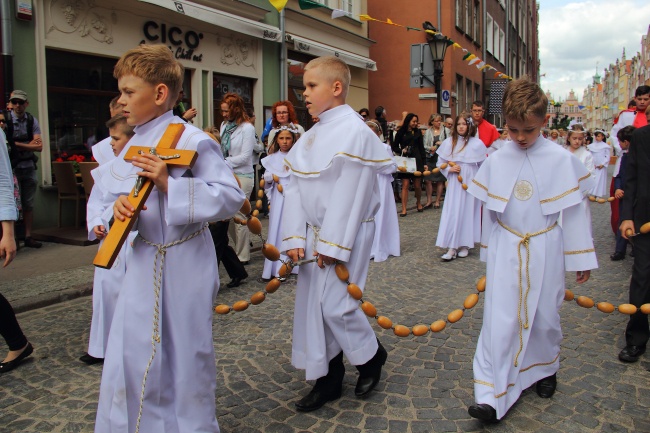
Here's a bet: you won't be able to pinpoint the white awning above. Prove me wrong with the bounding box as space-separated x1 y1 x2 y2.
288 34 377 71
139 0 281 42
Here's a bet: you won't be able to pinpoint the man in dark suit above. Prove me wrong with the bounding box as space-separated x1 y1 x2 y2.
610 126 635 261
619 123 650 362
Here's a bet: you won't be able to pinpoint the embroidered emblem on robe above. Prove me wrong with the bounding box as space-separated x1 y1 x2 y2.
514 180 533 201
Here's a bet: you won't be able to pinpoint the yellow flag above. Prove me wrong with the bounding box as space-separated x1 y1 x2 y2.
269 0 289 12
359 14 373 21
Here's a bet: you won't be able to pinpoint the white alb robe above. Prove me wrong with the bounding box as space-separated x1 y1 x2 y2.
281 104 395 380
85 165 134 359
435 136 486 250
371 142 400 262
93 111 245 433
467 136 597 420
565 145 596 236
587 140 610 197
261 151 297 279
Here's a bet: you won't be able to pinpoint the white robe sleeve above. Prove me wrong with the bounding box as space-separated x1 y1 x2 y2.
480 208 497 262
436 154 451 177
86 184 106 240
316 162 377 262
561 202 598 271
166 137 245 225
280 176 307 252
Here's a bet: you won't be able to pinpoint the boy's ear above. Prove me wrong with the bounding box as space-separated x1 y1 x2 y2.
544 114 551 123
332 79 343 97
154 83 170 107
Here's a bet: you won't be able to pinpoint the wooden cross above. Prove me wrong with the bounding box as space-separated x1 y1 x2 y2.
93 123 197 269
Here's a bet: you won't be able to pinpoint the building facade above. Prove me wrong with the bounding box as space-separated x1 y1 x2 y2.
367 0 538 127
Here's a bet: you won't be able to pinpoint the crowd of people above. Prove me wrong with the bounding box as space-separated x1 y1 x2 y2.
1 45 650 431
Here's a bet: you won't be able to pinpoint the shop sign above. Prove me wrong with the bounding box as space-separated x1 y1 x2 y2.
140 20 203 62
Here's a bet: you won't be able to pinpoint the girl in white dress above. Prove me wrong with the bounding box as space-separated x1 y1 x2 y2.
435 112 487 260
587 130 610 197
261 126 299 279
366 120 400 262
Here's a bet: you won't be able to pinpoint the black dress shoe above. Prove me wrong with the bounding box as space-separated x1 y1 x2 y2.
536 373 557 398
24 237 42 248
355 342 388 397
240 261 250 266
610 252 625 261
79 353 104 365
296 352 344 412
468 403 499 423
294 381 342 412
226 277 245 288
619 345 646 363
0 342 33 374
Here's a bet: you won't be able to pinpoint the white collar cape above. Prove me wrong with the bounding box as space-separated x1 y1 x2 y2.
436 136 487 163
468 136 594 215
261 151 290 178
92 111 188 195
284 104 396 178
587 140 609 152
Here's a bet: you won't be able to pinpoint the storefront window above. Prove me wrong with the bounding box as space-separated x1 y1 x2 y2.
46 49 118 165
213 74 254 127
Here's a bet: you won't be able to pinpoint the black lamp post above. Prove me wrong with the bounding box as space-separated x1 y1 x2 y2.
552 102 561 128
423 21 449 115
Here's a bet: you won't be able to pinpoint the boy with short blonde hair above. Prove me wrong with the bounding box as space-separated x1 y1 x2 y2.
282 56 395 411
466 77 597 422
93 44 245 432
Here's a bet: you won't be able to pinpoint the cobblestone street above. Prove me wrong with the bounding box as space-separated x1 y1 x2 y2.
1 195 649 433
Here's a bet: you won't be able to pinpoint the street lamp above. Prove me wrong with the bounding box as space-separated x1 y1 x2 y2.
423 21 448 115
552 101 561 128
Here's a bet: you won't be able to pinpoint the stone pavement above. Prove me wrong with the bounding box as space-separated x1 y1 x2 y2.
1 194 650 432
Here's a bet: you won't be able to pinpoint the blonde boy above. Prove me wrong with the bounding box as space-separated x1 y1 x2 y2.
80 114 135 366
281 56 395 411
93 44 244 432
466 78 597 422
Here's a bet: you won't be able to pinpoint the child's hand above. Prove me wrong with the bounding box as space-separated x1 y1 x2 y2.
114 195 147 221
132 153 169 193
449 165 461 173
286 248 304 263
93 225 107 240
614 189 624 199
314 251 336 268
576 270 590 284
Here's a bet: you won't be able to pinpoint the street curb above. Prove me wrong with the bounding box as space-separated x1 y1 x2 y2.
13 282 94 314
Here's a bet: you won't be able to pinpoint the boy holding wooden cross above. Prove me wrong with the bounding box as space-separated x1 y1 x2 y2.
93 44 245 433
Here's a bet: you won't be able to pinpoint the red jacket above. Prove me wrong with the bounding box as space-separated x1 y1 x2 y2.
476 119 499 147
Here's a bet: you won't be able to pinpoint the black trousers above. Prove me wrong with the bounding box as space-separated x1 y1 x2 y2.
626 233 650 346
0 292 27 351
209 221 247 280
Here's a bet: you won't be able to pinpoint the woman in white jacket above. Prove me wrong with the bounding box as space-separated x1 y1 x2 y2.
220 92 256 264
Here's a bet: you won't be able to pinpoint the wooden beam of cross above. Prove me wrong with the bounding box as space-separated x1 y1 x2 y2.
93 123 195 269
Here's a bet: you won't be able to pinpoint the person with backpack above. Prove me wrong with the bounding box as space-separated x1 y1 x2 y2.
7 90 42 248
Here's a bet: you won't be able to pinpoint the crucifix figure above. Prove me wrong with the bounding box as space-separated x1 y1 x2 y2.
93 124 198 269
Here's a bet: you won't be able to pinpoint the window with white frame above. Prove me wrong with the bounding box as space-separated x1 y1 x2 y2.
456 0 462 29
486 14 493 54
466 78 473 110
499 29 505 65
465 0 470 33
338 0 353 14
456 74 465 114
494 23 501 60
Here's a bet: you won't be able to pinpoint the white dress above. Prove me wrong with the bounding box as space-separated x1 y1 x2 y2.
260 151 297 279
371 142 400 262
93 111 245 433
587 140 610 197
467 137 597 420
435 136 486 250
565 145 596 236
281 104 395 380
